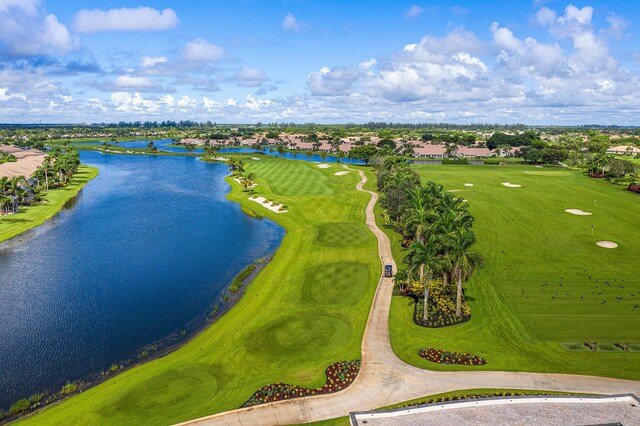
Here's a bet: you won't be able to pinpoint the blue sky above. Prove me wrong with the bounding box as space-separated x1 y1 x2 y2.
0 1 639 124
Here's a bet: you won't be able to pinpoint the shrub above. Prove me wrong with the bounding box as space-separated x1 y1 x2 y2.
418 348 487 365
229 263 257 293
242 360 360 407
9 399 30 416
628 184 640 194
60 382 77 395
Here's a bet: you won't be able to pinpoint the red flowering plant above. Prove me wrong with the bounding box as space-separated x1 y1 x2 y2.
242 360 361 407
418 348 487 365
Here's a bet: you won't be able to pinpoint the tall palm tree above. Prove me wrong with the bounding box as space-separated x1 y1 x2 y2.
404 187 435 243
449 229 483 318
406 235 442 321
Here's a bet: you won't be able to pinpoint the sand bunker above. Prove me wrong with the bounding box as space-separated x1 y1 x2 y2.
464 183 474 187
564 209 592 216
596 241 618 249
334 171 349 176
249 196 288 213
317 163 330 168
502 182 522 188
251 157 261 160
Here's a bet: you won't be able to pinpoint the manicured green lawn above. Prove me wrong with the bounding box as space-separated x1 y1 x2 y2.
21 157 379 425
383 164 640 379
0 165 98 244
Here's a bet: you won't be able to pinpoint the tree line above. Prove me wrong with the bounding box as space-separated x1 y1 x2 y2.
374 156 482 327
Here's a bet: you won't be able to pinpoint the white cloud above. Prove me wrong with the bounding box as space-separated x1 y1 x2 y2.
233 67 269 87
405 5 428 19
140 56 168 68
282 12 300 32
73 7 179 33
115 76 157 89
0 0 75 56
605 14 628 39
0 88 26 102
181 39 226 63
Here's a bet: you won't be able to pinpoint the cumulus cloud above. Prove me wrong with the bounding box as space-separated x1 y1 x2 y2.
140 56 168 68
0 88 26 102
282 13 300 32
180 39 226 63
307 66 364 96
73 7 179 33
233 67 269 87
0 0 75 56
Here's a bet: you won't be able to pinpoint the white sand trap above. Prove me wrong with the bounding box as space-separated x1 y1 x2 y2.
251 157 261 160
565 209 592 216
464 183 474 187
447 190 462 192
596 241 618 248
249 196 288 213
316 163 330 168
536 165 543 168
502 182 522 188
234 178 257 188
334 171 349 176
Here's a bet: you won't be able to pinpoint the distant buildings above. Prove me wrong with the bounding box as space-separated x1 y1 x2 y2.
606 145 640 156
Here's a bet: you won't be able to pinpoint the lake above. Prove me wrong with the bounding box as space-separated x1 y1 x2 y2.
78 139 366 164
0 151 284 409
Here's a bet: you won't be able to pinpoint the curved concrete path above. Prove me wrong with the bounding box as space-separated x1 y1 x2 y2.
180 167 640 426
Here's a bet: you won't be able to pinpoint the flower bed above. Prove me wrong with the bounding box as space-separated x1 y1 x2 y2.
395 391 567 409
418 348 487 365
628 184 640 194
413 295 470 328
241 360 360 407
589 172 606 178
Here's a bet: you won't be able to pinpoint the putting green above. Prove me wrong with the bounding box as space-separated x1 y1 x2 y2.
302 262 370 305
316 223 369 246
246 314 352 357
249 160 333 196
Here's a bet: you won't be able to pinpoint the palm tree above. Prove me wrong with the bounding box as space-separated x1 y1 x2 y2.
449 229 483 318
406 237 442 321
277 145 285 157
393 268 408 293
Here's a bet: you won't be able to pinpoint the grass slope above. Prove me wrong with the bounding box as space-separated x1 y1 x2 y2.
0 165 98 244
382 165 640 379
21 157 379 425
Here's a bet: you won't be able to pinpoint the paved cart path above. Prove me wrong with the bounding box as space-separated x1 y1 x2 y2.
179 167 640 426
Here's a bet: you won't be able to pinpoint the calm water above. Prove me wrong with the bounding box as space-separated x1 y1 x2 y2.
0 151 284 408
80 139 366 164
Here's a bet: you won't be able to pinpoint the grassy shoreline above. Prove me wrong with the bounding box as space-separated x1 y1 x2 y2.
0 165 98 244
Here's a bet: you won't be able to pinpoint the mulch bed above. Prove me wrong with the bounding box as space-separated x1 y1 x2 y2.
241 360 361 407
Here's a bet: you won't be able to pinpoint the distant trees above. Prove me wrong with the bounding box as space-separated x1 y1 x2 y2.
486 131 542 150
349 145 378 165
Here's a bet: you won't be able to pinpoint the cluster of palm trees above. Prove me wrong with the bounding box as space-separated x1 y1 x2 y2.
32 149 80 192
1 149 80 215
376 156 482 325
0 176 30 215
226 158 257 191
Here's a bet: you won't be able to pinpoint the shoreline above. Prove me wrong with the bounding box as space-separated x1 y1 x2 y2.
0 165 99 245
1 166 285 422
